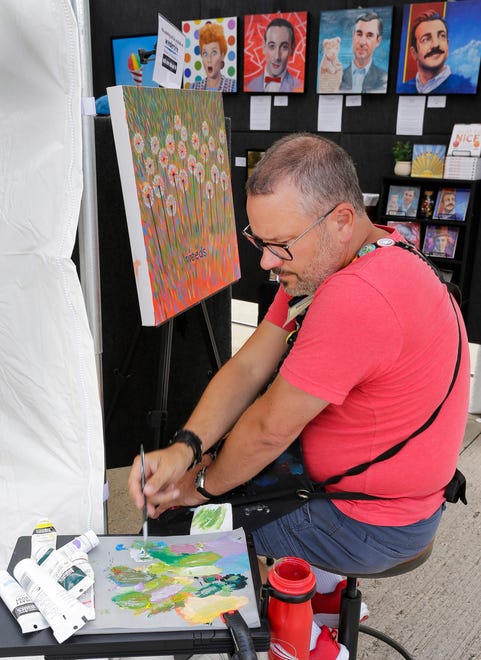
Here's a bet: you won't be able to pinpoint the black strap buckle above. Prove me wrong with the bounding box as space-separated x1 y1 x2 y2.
444 468 467 505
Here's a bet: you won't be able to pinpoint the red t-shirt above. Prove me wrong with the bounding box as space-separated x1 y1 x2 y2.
265 235 469 525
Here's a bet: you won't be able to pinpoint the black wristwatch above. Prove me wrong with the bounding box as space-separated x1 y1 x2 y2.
194 466 217 499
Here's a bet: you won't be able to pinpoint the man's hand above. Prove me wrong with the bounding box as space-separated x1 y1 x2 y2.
128 446 212 518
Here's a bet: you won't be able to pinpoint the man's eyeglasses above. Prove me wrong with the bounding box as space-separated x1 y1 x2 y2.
242 205 337 261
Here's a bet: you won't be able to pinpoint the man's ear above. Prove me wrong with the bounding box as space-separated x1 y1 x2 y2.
330 204 355 241
409 45 417 61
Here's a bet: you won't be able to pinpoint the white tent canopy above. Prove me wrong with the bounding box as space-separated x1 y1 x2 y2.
0 0 104 566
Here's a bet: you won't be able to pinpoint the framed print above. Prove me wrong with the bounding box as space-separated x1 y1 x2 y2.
411 144 446 178
387 221 421 249
423 225 459 258
182 17 237 92
244 12 307 93
386 185 420 217
112 35 158 87
434 188 470 221
317 6 393 94
247 150 265 179
396 1 481 94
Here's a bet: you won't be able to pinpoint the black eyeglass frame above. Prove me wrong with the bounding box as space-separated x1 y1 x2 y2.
242 205 338 261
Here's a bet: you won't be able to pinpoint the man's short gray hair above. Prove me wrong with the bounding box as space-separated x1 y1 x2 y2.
245 133 365 216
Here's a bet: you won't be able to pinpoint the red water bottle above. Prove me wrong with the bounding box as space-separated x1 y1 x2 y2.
267 556 317 660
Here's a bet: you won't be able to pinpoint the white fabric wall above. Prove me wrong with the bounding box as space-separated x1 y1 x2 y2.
0 0 104 567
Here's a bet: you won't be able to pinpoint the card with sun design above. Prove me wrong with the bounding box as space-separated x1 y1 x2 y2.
411 144 447 178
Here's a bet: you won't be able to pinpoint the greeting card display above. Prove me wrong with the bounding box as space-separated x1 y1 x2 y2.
423 225 459 259
386 185 420 217
433 188 470 222
411 145 446 178
387 221 421 249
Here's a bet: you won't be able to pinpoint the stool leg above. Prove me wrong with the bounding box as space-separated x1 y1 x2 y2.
338 576 362 660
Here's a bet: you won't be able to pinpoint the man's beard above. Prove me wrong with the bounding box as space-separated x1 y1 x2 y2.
273 230 341 296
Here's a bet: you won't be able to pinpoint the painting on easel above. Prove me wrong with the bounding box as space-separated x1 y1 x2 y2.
107 86 240 326
78 529 260 633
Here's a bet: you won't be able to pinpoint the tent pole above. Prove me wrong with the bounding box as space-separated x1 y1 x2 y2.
71 0 108 531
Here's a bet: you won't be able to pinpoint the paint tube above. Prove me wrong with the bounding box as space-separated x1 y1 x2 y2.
0 569 49 634
76 561 96 621
54 538 97 620
33 530 99 564
33 531 99 600
13 558 88 643
30 519 57 560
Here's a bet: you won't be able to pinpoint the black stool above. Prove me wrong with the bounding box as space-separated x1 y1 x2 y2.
318 540 434 659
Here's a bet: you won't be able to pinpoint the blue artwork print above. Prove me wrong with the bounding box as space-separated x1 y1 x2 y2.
396 1 481 94
112 35 159 87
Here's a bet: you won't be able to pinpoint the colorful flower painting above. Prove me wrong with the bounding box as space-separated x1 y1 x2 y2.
108 87 240 326
79 530 260 633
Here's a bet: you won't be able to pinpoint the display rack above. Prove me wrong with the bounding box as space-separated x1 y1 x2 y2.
378 175 481 307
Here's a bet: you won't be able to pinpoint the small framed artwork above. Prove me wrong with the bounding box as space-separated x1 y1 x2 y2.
182 17 237 92
423 225 459 259
111 35 158 87
247 150 265 179
386 185 420 217
433 188 470 222
387 221 421 249
411 144 446 178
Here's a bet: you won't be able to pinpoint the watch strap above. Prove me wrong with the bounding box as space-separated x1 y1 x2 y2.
195 466 217 499
168 429 202 470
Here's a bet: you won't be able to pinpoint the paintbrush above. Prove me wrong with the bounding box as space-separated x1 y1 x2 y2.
140 444 148 543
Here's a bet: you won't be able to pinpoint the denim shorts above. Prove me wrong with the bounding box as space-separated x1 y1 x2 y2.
252 499 444 574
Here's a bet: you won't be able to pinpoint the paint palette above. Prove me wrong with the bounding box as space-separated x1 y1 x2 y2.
78 529 260 633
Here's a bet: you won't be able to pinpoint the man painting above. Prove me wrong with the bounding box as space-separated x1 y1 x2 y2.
398 10 475 94
340 11 387 93
246 18 303 93
129 134 468 655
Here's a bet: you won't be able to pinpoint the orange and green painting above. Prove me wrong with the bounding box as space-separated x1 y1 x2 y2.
112 87 240 326
82 529 260 632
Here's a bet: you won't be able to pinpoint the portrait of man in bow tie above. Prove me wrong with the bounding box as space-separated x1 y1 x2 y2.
340 11 388 93
244 12 306 93
317 7 392 95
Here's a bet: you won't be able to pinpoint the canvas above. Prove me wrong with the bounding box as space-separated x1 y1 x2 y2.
243 12 307 93
182 17 237 92
107 86 240 326
78 529 260 634
317 7 393 94
396 1 481 95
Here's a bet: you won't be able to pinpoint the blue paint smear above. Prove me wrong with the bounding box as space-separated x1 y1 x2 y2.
217 554 250 574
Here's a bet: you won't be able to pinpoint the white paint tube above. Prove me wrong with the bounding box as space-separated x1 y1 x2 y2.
30 519 57 560
13 558 88 643
33 531 99 600
0 569 49 634
76 561 96 621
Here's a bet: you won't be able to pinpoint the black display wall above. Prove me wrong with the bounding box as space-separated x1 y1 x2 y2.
89 1 481 466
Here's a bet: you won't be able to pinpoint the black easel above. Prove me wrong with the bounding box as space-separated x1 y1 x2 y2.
150 299 223 450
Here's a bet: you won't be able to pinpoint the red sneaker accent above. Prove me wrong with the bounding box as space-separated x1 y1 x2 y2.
312 580 369 629
310 625 349 660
